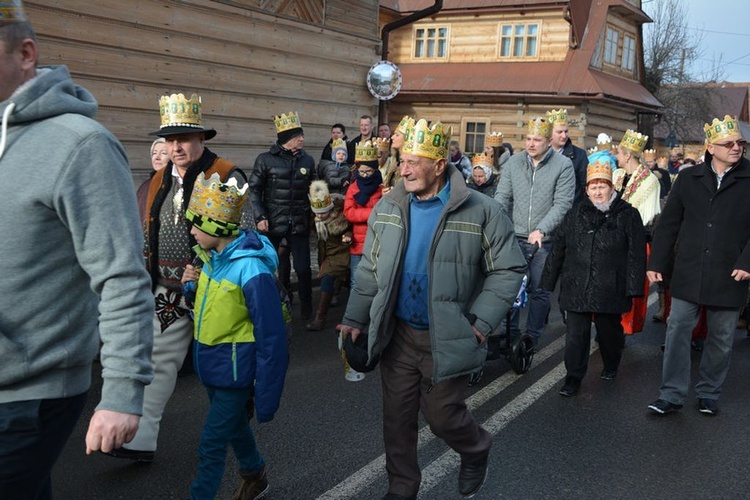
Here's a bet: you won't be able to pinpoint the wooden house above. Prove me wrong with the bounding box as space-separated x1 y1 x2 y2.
379 0 662 155
24 0 381 184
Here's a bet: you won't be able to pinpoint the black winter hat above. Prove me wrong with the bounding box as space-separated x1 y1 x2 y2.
344 333 379 373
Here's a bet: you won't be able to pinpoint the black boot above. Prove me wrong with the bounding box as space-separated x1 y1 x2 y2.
306 292 333 330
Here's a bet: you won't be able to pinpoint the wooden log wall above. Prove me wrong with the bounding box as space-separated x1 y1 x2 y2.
25 0 380 185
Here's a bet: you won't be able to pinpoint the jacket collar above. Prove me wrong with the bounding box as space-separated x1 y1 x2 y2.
387 162 471 212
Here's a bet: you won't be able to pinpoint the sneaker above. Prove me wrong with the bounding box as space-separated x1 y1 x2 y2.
103 447 154 463
698 398 719 416
647 399 683 415
233 465 269 500
600 369 617 381
345 368 365 382
458 453 489 498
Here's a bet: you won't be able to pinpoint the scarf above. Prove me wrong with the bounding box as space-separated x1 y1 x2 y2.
591 189 618 212
354 168 383 206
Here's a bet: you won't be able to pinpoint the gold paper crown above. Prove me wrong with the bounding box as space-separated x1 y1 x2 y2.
187 172 248 224
308 180 333 214
159 93 204 129
642 149 656 161
273 112 302 134
331 138 347 152
355 140 379 162
546 109 568 127
596 133 612 151
0 0 26 23
587 160 613 184
375 137 391 152
704 115 741 144
527 117 552 138
396 115 415 135
471 153 493 168
587 146 598 155
402 119 452 160
619 129 648 155
486 131 504 147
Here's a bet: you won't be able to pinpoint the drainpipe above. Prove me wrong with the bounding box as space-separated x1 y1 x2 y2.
378 0 443 125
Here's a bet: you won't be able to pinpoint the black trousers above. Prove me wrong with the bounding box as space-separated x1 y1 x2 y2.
268 233 312 306
565 311 624 382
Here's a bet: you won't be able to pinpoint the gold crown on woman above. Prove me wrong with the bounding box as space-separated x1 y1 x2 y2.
486 131 504 147
355 140 379 162
396 115 415 135
704 115 741 144
471 153 492 168
159 93 204 129
402 119 451 160
586 160 612 184
546 108 568 126
527 117 552 138
273 112 301 133
188 173 248 224
642 149 656 161
619 129 648 155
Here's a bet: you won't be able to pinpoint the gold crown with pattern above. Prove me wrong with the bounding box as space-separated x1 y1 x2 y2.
0 0 26 23
642 149 656 161
546 108 568 127
159 93 204 129
471 153 493 168
331 138 347 152
486 131 504 147
396 115 415 135
308 180 333 214
355 140 379 162
402 119 452 160
704 115 741 144
273 112 302 134
528 117 552 138
586 160 613 184
375 137 391 152
187 173 248 224
619 129 648 155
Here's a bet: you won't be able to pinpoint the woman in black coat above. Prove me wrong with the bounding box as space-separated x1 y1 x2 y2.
541 160 646 396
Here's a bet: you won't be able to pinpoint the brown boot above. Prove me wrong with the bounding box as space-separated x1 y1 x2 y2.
306 291 333 331
652 292 666 323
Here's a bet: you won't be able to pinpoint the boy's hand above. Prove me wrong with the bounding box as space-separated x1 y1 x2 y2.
182 264 200 284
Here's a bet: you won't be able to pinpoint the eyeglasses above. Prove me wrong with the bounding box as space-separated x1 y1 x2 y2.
714 140 747 149
357 169 375 176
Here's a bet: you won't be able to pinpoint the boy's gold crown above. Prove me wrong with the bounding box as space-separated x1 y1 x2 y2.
528 117 552 138
308 180 333 214
331 138 347 151
486 131 504 147
397 115 415 135
546 108 568 126
642 149 656 161
187 172 248 224
273 112 302 134
159 93 204 129
471 153 492 168
0 0 26 23
704 115 741 144
402 119 452 160
619 129 648 155
586 160 612 184
355 140 379 162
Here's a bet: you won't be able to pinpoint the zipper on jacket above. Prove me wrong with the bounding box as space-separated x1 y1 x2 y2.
232 342 238 381
194 276 212 381
528 164 536 235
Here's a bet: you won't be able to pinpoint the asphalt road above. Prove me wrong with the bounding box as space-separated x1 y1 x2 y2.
52 287 750 499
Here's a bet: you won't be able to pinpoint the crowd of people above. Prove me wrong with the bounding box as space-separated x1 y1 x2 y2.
2 2 750 500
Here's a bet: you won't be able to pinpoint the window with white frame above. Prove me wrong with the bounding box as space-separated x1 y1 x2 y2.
621 35 636 71
499 23 539 58
414 26 449 59
463 121 488 154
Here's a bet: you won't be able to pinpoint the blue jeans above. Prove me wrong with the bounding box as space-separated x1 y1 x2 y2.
189 387 264 499
659 298 740 404
350 254 363 289
0 392 87 500
508 239 552 345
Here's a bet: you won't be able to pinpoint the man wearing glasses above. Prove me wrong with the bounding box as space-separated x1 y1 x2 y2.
647 115 750 417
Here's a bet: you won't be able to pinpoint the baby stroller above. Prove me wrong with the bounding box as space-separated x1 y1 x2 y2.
469 276 534 385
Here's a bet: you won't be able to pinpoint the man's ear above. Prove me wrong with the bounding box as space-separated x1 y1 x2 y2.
19 38 38 72
435 158 447 177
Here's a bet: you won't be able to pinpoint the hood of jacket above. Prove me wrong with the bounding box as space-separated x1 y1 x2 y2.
195 230 279 273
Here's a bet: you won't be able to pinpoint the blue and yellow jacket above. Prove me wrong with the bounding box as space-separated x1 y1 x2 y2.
191 230 288 422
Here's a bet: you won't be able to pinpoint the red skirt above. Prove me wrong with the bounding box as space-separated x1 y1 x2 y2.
621 242 650 334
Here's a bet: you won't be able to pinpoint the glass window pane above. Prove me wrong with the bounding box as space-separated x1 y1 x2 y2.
502 25 512 36
427 39 435 57
467 122 476 133
476 137 485 152
515 25 525 36
439 28 447 37
415 40 423 58
428 28 436 38
514 38 523 57
438 40 446 57
500 38 510 56
466 135 476 153
416 28 424 38
527 37 537 56
528 24 538 35
476 123 486 134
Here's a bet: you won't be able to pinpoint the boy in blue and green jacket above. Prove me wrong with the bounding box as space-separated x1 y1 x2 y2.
181 172 288 500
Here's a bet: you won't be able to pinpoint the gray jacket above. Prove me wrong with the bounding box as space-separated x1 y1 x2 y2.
342 164 527 383
494 148 575 240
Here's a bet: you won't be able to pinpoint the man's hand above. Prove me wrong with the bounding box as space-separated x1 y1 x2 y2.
646 271 663 283
732 269 750 281
337 323 362 342
527 230 544 248
181 264 200 284
257 220 269 232
85 410 140 455
472 325 487 346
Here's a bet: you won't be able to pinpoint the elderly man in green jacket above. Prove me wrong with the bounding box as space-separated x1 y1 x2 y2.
340 119 526 500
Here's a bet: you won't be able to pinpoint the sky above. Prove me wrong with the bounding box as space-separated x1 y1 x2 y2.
643 0 750 83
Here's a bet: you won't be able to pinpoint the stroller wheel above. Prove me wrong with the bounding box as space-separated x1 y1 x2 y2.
510 334 534 374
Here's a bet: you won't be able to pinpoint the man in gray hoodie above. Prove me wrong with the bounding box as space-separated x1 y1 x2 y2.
0 6 154 499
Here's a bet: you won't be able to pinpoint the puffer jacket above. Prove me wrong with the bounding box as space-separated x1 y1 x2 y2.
249 143 316 238
494 147 575 241
342 164 527 384
344 178 383 256
318 159 352 195
190 230 288 422
540 194 646 313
